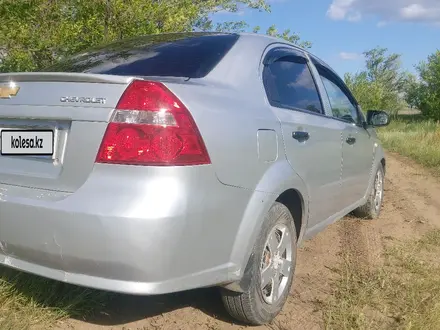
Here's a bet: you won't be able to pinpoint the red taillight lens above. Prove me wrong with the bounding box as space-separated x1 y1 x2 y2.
95 80 210 166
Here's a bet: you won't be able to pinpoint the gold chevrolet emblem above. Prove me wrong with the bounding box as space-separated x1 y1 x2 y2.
0 84 20 99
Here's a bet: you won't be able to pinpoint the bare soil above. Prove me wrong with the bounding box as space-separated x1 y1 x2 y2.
59 152 440 330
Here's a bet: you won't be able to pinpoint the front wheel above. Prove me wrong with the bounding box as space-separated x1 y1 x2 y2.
221 202 297 325
352 163 384 219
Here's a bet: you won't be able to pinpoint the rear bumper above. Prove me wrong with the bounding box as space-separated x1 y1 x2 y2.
0 164 251 295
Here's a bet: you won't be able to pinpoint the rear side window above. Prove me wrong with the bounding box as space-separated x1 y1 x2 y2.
263 57 323 113
43 33 239 78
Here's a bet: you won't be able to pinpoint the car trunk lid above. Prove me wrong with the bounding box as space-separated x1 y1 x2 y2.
0 73 132 192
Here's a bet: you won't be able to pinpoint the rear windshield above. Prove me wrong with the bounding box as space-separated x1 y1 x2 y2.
43 33 239 78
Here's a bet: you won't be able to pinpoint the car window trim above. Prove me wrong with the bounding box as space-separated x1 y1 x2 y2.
269 102 337 119
270 96 365 125
262 47 325 115
263 47 306 66
311 56 358 102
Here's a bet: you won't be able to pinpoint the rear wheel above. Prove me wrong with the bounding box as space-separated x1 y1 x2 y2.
221 202 297 325
352 163 384 219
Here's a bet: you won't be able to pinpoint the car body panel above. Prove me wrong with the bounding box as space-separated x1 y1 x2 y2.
341 124 375 205
0 79 130 108
162 80 284 192
270 107 345 228
0 164 251 294
306 52 378 214
257 129 278 162
228 160 309 273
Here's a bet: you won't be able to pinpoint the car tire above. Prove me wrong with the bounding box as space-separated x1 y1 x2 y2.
221 202 297 325
352 163 385 219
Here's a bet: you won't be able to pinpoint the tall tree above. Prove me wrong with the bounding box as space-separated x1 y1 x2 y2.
363 47 407 93
0 0 310 73
403 73 422 109
344 47 408 116
415 50 440 121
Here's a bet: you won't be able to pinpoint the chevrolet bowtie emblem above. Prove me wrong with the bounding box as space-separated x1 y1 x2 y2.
0 85 20 99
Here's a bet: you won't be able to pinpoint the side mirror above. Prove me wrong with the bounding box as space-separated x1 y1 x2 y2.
366 110 390 127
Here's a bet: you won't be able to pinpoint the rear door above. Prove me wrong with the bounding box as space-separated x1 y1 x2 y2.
262 47 345 228
313 64 374 206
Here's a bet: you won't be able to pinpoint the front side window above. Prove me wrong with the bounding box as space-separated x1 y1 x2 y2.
319 73 359 124
263 56 323 114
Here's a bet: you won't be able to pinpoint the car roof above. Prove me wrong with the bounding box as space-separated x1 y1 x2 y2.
204 32 336 87
237 32 307 52
235 32 333 71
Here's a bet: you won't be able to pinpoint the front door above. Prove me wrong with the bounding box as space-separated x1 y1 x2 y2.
316 67 374 207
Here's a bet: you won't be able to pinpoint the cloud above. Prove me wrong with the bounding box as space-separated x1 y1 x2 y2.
339 52 363 60
348 12 362 22
327 0 440 25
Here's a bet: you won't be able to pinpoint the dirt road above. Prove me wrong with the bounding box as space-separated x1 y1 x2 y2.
60 152 440 330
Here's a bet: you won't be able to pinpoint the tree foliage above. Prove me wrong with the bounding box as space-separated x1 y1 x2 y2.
344 47 408 116
254 25 311 48
414 51 440 121
403 73 421 109
0 0 310 73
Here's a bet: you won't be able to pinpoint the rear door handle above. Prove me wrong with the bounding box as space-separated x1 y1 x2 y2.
292 131 310 142
346 136 356 145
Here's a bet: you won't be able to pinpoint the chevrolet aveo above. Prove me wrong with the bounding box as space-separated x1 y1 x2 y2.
0 32 390 325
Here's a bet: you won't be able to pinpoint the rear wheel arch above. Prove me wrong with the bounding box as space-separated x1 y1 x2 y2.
275 188 304 240
352 161 384 219
229 161 308 265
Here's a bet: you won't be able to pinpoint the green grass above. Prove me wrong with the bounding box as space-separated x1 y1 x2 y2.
378 113 440 175
0 268 111 329
322 229 440 330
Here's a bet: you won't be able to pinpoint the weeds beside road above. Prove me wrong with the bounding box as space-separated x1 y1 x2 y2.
323 229 440 330
378 113 440 176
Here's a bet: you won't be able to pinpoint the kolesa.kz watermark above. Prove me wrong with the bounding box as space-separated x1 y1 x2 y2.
1 130 54 156
10 135 44 149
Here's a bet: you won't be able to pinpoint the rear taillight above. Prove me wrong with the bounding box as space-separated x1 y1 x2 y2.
95 80 210 166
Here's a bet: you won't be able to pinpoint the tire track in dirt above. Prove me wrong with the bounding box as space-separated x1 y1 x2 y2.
385 153 440 233
337 152 440 269
386 178 427 224
337 217 383 273
58 153 440 330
